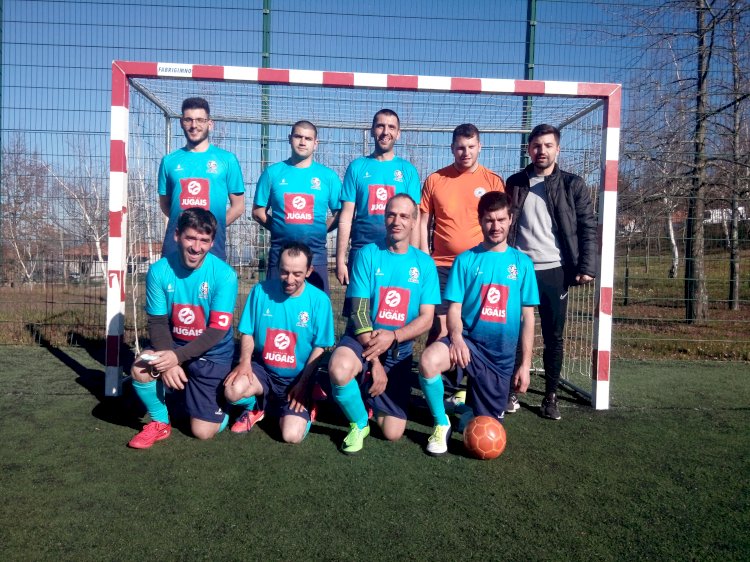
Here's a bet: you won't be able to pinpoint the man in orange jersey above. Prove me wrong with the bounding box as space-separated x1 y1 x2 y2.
419 124 505 346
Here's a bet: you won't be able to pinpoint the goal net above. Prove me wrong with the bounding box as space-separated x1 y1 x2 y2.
107 61 620 409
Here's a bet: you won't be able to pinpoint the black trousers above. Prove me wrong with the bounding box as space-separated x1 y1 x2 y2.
534 266 569 395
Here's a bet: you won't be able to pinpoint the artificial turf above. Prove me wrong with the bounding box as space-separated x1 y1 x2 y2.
0 346 748 561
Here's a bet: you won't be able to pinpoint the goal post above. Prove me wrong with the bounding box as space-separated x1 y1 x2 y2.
106 60 621 409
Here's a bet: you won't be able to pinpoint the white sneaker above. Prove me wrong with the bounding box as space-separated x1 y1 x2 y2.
426 423 452 456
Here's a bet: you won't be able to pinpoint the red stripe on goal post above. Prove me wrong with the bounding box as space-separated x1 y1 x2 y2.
106 335 121 367
323 72 355 87
258 68 290 84
451 78 482 92
387 74 418 90
110 140 127 173
514 79 546 95
193 65 225 80
593 350 611 382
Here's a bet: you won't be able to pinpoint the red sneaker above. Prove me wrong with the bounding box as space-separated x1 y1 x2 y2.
128 421 171 449
230 408 265 434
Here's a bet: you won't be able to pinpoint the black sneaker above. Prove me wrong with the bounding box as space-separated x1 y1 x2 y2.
540 394 561 420
505 392 520 414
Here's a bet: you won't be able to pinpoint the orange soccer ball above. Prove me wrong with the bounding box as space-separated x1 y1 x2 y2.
463 415 507 460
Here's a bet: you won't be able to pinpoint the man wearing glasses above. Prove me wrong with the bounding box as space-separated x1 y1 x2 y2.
158 97 246 261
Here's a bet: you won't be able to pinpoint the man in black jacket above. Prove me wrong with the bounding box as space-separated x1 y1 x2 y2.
505 124 598 420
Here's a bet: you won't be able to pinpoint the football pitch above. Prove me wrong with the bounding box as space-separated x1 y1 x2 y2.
0 346 748 561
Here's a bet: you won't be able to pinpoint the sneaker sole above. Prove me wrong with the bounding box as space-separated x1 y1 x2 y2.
128 431 170 449
505 404 520 414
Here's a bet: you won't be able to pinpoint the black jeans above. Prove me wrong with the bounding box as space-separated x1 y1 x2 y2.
535 267 568 395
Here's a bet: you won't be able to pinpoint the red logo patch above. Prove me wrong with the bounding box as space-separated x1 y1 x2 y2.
208 310 233 330
479 284 509 323
179 178 210 210
376 287 409 327
284 193 314 224
171 303 207 340
262 328 298 369
367 184 394 215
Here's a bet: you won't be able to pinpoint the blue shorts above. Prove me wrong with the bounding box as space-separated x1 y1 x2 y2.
252 360 311 421
335 334 414 420
435 265 452 316
184 358 232 423
439 336 510 422
267 245 329 294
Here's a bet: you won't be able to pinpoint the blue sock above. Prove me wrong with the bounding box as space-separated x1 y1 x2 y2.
132 379 169 424
218 413 229 433
419 375 449 426
332 380 368 429
231 395 257 411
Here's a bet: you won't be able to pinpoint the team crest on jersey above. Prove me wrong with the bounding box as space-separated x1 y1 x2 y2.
263 307 273 317
375 267 383 276
474 187 487 198
171 303 207 340
179 178 209 210
310 177 321 190
167 283 174 292
199 282 209 299
394 170 404 183
479 284 509 323
206 160 218 174
296 311 310 328
507 264 518 281
368 184 394 215
408 267 420 284
263 328 298 369
284 193 314 224
376 287 410 327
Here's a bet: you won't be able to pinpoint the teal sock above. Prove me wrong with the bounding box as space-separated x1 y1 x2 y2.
419 375 449 426
332 380 368 429
218 413 229 433
132 379 169 424
231 395 257 410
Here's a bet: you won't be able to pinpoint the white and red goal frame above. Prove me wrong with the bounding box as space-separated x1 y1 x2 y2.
106 60 620 408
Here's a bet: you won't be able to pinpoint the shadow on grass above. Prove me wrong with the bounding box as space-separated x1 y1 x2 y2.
26 323 145 430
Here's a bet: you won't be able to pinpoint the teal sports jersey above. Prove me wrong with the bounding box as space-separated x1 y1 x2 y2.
347 240 440 356
341 156 420 252
445 244 539 372
253 160 342 257
158 144 245 260
145 252 238 363
238 280 335 378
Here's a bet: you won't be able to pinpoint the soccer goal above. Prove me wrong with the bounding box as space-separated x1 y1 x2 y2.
106 60 620 409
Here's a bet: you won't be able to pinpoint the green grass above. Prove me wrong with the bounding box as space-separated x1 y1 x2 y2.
0 346 748 561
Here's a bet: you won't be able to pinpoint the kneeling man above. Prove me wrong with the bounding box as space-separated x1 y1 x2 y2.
328 194 440 454
224 241 334 443
418 192 539 455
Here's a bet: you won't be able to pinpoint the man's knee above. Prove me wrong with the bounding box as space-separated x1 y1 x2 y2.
191 419 220 440
328 349 359 386
419 341 448 377
280 416 307 444
377 415 406 441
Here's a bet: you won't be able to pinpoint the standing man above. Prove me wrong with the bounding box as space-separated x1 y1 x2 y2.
419 192 538 455
252 121 342 293
224 242 334 444
158 97 246 261
335 109 421 288
327 194 440 454
419 123 505 345
506 124 598 420
128 208 238 449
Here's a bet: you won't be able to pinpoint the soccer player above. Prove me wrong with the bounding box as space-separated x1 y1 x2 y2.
252 121 342 293
418 192 539 455
335 109 421 288
224 241 334 444
419 124 505 345
506 124 598 420
327 194 440 454
158 97 245 261
128 208 238 449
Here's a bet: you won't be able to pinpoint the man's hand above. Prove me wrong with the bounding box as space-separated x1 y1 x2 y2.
224 362 254 387
147 349 179 373
449 334 471 369
576 273 594 285
362 330 397 361
512 363 531 393
287 379 310 413
336 259 349 285
368 360 388 397
161 365 188 390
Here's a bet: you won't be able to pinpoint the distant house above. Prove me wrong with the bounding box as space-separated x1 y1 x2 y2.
65 242 161 280
703 207 747 224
